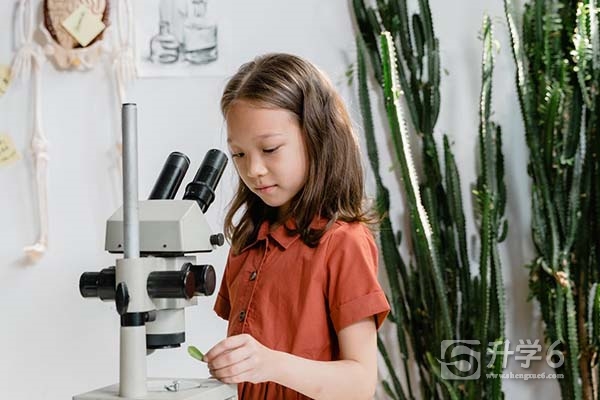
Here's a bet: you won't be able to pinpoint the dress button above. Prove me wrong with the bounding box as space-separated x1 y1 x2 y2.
249 271 257 281
239 310 246 322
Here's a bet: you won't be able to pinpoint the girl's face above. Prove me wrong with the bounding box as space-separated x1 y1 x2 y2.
226 100 309 217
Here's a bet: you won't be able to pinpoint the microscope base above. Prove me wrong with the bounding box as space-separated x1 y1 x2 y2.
73 378 237 400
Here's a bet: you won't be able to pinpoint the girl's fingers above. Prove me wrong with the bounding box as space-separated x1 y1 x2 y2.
209 344 254 371
219 371 253 385
210 356 255 382
205 334 251 362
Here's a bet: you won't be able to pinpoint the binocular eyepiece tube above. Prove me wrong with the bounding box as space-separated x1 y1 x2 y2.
148 152 190 200
149 149 228 214
183 149 228 213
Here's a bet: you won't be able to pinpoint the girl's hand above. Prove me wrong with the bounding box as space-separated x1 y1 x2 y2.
204 334 277 384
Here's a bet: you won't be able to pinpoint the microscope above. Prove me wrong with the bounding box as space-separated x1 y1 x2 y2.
75 104 237 400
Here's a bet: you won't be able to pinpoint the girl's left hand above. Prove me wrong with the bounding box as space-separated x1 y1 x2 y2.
204 333 277 384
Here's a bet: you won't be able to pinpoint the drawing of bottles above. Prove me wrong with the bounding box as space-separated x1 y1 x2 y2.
149 0 179 64
149 21 180 63
172 0 189 46
182 0 218 64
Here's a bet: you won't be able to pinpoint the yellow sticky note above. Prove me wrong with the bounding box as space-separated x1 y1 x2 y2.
0 65 10 97
61 5 106 47
0 134 20 166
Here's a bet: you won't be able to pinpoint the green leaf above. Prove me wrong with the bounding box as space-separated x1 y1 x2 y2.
187 345 205 362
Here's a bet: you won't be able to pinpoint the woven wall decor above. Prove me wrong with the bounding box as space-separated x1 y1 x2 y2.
41 0 110 69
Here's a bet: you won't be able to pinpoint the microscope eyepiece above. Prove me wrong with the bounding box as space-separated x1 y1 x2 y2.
183 149 228 213
148 152 191 200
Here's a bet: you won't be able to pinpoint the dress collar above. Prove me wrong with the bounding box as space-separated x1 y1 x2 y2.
240 216 329 253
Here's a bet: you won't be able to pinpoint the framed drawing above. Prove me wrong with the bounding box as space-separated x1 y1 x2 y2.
133 0 234 77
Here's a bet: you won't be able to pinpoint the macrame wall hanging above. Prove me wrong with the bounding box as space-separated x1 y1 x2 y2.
12 0 136 261
42 0 109 69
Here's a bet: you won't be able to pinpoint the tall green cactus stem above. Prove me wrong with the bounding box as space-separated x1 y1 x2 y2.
477 17 507 399
354 1 507 397
504 0 600 398
357 34 415 400
380 31 453 341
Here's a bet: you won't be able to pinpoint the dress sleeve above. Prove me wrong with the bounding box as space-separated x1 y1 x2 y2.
213 252 232 321
326 224 390 332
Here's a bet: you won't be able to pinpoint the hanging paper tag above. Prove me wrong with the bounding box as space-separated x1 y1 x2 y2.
61 5 106 47
0 65 10 97
0 134 20 166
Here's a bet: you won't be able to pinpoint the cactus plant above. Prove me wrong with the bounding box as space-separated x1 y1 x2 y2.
504 0 600 398
353 1 507 398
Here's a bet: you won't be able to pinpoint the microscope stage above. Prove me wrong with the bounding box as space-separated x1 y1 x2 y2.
73 378 237 400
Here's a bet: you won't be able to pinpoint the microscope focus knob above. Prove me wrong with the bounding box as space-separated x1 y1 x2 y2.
188 264 216 296
79 267 116 300
147 267 196 299
115 282 130 315
210 233 225 247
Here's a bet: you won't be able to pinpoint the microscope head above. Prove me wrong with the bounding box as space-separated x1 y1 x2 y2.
104 199 223 255
79 149 228 350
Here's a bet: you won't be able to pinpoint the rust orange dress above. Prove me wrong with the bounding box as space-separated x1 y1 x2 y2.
214 218 390 399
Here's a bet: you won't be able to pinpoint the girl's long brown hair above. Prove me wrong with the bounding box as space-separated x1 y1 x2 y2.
222 53 373 254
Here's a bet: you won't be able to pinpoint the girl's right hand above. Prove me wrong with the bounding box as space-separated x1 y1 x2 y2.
204 333 278 384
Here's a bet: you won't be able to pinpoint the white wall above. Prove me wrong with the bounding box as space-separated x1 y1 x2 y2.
0 0 558 399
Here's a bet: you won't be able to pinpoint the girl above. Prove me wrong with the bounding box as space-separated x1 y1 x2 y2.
205 53 390 400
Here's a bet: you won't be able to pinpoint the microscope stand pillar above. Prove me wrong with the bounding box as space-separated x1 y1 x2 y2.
120 325 147 398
